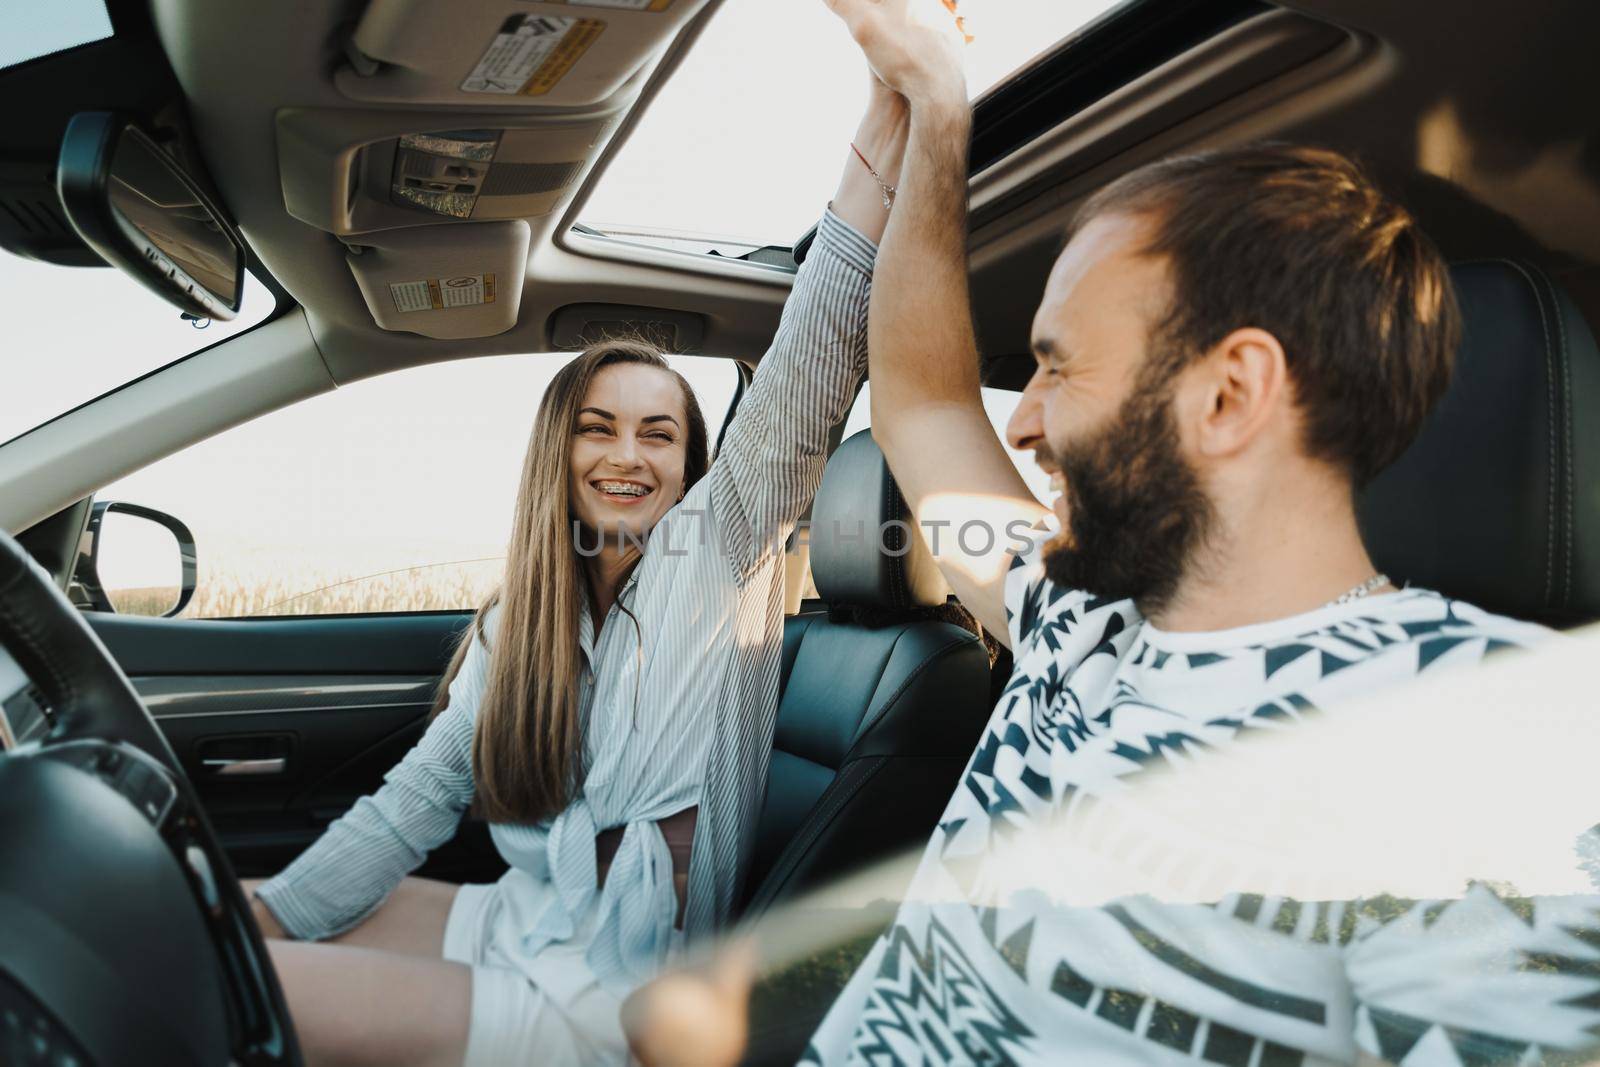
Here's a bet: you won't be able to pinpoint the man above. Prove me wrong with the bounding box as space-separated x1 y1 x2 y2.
629 2 1600 1063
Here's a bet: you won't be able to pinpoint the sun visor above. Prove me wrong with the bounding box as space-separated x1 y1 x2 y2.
337 0 710 109
346 220 530 339
279 111 612 236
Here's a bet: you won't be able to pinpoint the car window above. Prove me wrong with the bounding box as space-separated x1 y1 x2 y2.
0 253 278 446
580 0 1129 251
781 383 1048 605
82 353 738 619
839 382 1052 503
1 1 112 70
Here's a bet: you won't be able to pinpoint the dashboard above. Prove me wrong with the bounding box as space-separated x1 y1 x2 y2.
0 644 51 750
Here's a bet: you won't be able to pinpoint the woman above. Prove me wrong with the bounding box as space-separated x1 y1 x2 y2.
244 79 910 1067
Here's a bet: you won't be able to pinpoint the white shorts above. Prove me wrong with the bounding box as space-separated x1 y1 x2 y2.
442 877 629 1066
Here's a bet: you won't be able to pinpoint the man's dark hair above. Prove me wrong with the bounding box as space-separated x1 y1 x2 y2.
1072 143 1459 486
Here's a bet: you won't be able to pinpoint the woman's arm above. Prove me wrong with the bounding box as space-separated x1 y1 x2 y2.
251 624 490 940
831 81 910 245
709 84 910 580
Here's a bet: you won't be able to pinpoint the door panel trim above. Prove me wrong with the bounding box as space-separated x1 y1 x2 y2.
134 675 438 717
150 700 430 721
87 611 471 675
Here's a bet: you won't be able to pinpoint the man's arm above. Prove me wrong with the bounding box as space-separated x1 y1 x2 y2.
831 0 1047 643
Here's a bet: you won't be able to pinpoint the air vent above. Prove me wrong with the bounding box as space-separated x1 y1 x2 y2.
0 196 71 236
0 165 101 266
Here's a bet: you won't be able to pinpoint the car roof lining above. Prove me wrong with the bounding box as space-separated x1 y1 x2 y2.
3 0 1599 536
213 1 1600 373
13 0 1600 375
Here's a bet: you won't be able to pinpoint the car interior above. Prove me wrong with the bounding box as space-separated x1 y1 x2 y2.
1 0 1598 1064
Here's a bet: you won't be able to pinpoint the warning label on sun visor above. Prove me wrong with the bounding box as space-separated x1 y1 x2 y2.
390 274 497 313
460 15 605 96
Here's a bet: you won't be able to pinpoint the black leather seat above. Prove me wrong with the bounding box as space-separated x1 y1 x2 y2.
740 430 993 918
1361 260 1600 625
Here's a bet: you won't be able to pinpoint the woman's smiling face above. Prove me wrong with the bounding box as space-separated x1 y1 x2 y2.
568 362 690 543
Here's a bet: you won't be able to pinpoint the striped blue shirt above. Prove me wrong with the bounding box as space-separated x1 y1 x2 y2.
256 209 876 995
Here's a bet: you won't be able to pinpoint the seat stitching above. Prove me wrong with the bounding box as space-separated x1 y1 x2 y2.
751 631 982 910
756 758 875 903
886 472 909 610
801 760 878 856
1529 262 1576 605
882 471 896 608
749 633 981 913
854 635 981 747
1499 260 1559 607
747 755 887 913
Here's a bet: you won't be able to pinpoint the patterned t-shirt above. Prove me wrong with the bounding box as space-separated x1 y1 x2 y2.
804 525 1600 1066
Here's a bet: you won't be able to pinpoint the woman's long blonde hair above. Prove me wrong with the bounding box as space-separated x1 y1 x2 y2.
431 340 710 824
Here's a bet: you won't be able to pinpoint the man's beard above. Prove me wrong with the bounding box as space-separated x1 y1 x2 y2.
1040 376 1214 615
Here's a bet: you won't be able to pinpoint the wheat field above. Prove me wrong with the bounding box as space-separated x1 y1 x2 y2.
108 558 505 619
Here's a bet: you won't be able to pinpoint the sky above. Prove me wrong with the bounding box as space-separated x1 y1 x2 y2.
582 0 1124 244
0 264 276 446
0 0 1101 609
0 0 111 71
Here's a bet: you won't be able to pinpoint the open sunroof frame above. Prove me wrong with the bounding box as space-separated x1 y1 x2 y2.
793 0 1270 263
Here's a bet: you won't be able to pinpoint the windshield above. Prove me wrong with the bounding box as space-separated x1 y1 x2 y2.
0 253 276 445
1 1 112 71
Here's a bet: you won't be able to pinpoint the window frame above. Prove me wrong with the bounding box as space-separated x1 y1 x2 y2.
72 348 744 622
562 0 1270 276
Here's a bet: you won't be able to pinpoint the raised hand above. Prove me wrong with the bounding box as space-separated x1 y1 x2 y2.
823 0 968 110
623 940 758 1067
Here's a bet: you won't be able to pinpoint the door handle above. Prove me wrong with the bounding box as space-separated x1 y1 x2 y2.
203 757 287 777
195 733 293 778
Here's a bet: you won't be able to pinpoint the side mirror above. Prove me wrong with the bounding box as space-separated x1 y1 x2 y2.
74 502 197 619
57 112 245 321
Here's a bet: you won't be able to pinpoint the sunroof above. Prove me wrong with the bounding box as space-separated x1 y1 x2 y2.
1 0 112 71
579 0 1131 253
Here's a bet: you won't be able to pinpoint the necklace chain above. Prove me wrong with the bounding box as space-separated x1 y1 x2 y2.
1323 573 1390 610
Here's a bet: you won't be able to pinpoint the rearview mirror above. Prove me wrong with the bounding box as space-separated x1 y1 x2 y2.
57 112 245 320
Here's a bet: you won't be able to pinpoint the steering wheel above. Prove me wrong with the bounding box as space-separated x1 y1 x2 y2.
0 529 301 1066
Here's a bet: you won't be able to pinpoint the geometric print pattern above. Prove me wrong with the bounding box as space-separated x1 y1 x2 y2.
806 527 1600 1066
839 912 1034 1066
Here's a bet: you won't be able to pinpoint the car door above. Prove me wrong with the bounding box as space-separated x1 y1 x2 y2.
60 351 739 882
88 607 488 880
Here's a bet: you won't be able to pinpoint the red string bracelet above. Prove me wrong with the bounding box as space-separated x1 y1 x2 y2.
850 142 896 210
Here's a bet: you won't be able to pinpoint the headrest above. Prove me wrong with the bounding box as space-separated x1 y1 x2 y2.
1359 261 1600 625
809 429 949 610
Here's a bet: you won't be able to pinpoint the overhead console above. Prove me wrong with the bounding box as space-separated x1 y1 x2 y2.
279 112 614 234
278 0 709 340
